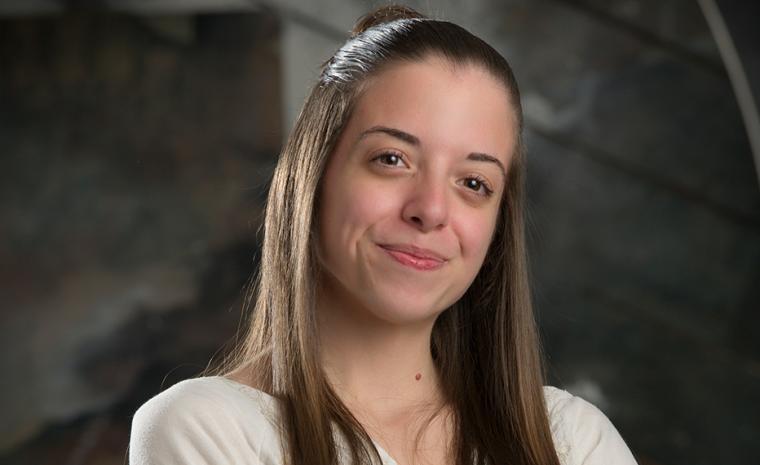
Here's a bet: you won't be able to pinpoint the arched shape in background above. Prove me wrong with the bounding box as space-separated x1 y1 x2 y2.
699 0 760 187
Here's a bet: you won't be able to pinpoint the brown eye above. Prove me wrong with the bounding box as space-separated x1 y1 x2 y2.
372 152 406 167
465 178 482 190
461 176 494 197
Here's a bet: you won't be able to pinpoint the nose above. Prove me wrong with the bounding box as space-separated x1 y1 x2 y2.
401 175 450 232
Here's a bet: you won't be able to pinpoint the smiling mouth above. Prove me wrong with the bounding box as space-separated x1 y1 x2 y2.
378 244 447 271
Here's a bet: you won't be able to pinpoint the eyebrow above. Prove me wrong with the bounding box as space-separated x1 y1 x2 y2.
359 125 507 179
360 125 420 145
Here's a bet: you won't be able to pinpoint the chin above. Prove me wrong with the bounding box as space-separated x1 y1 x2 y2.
364 293 449 326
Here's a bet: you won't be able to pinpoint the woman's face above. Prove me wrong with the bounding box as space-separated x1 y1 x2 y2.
317 56 517 325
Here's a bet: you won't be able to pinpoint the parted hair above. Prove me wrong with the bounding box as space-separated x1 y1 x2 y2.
207 4 560 465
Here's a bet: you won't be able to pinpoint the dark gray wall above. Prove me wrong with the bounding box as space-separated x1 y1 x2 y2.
0 10 280 463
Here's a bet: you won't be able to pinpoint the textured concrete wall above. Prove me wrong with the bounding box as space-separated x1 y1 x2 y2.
0 10 280 462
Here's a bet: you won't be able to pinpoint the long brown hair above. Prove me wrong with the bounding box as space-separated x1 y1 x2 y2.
206 4 560 465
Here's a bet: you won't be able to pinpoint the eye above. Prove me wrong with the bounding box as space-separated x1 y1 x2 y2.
460 175 494 197
371 151 407 168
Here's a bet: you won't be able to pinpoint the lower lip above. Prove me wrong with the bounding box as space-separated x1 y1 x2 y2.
380 246 445 271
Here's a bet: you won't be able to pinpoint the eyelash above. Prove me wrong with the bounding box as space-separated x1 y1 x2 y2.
370 151 495 198
372 151 406 168
460 175 494 197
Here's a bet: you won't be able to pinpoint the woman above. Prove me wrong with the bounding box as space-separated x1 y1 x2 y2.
129 5 638 465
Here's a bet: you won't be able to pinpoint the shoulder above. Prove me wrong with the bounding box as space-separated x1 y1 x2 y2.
542 386 638 465
129 376 282 465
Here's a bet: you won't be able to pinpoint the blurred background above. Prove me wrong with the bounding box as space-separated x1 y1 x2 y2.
1 1 758 464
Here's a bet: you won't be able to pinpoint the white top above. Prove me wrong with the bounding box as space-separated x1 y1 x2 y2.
128 376 638 465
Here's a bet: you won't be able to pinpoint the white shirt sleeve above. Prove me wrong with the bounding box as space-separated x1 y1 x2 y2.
128 379 264 465
545 386 638 465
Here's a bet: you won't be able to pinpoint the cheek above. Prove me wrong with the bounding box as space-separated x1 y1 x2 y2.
320 176 400 249
349 181 398 225
455 208 499 264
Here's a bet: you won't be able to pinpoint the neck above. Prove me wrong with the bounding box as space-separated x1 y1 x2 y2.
317 281 444 421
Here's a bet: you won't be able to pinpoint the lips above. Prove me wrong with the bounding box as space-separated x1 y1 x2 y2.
378 244 448 271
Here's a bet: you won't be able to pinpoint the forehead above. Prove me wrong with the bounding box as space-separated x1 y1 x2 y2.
346 56 517 163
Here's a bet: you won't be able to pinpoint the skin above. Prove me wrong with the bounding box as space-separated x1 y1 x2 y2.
315 55 518 464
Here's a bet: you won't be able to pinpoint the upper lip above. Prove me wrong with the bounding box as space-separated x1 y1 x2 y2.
378 243 448 262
